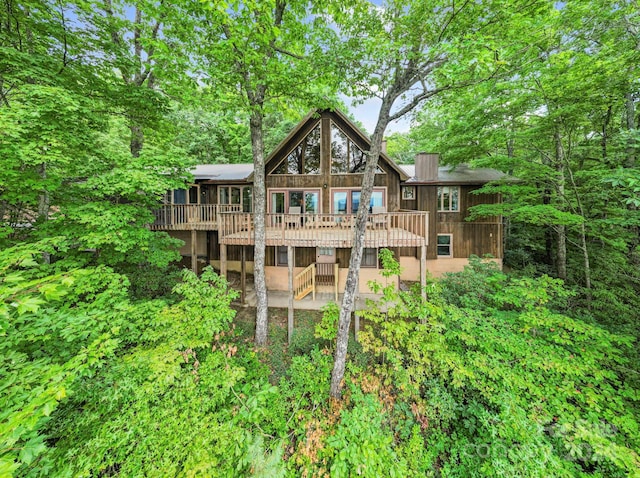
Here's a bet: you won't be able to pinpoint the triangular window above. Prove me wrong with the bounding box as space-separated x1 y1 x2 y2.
330 122 384 174
273 123 321 174
331 123 366 173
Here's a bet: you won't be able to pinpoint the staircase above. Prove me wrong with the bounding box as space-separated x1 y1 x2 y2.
294 262 339 301
294 263 315 300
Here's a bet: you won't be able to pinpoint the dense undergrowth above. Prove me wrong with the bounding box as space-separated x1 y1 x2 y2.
2 246 639 477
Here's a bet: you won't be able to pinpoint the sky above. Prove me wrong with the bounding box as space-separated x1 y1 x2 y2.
345 96 412 135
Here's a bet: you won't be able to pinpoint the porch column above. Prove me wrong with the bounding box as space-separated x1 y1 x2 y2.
288 245 294 345
220 243 227 279
240 245 246 304
191 229 197 274
420 244 427 299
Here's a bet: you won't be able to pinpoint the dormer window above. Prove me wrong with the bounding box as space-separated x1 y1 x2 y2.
273 123 321 174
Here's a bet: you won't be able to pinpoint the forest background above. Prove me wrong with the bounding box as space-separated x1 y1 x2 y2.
1 0 639 476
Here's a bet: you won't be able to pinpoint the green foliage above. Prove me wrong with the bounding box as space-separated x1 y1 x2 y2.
281 348 332 410
314 301 340 342
322 388 407 478
358 255 640 476
0 243 154 475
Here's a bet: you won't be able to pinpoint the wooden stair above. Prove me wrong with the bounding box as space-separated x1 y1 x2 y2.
293 262 339 301
294 263 315 300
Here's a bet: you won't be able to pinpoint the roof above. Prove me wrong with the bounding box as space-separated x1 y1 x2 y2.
400 164 509 184
192 164 253 182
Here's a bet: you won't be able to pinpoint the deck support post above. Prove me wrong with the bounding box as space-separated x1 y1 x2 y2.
288 246 294 345
420 244 427 299
240 245 246 304
191 229 197 274
220 243 227 279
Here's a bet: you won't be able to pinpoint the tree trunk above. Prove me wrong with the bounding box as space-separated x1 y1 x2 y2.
554 129 567 281
38 163 50 264
625 91 636 168
624 90 639 261
329 97 393 399
130 123 144 158
249 108 269 346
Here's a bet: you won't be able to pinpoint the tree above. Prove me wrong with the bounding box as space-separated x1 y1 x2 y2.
413 0 640 314
190 0 339 346
328 0 549 398
0 0 193 269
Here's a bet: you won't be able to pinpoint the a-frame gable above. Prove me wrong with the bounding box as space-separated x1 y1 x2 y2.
327 109 409 180
248 108 409 181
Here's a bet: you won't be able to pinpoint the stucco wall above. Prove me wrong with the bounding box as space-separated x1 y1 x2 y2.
399 256 503 280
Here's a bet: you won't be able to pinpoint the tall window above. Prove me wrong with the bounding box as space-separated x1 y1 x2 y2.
437 234 452 257
437 186 459 212
331 123 368 174
273 123 321 174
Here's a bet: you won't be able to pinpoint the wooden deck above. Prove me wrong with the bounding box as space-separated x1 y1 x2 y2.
149 206 429 248
219 212 428 248
149 204 242 231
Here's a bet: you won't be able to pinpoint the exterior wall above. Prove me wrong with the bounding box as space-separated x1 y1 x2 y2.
399 256 421 281
426 257 502 277
172 231 208 256
266 265 304 290
400 256 503 280
210 260 255 274
412 184 502 260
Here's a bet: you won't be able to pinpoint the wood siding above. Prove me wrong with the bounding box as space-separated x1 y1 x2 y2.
412 185 501 260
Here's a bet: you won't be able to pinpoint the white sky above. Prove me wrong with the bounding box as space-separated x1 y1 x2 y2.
345 97 412 135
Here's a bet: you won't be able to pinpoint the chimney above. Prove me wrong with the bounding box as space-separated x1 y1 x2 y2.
381 140 387 153
415 153 439 181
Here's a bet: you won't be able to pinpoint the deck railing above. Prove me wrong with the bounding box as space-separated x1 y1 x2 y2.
150 204 242 230
219 211 429 247
294 263 315 300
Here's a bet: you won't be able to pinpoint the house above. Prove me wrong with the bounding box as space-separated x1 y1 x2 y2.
150 108 505 302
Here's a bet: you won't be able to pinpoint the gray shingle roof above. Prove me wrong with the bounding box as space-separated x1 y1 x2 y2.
400 164 508 184
192 164 253 182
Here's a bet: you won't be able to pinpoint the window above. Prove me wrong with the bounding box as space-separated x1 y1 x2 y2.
318 247 333 256
270 189 320 215
330 122 387 174
273 123 321 174
171 185 199 204
437 234 452 257
402 186 416 200
332 188 385 214
276 246 288 266
437 186 459 212
219 186 252 212
362 248 377 268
